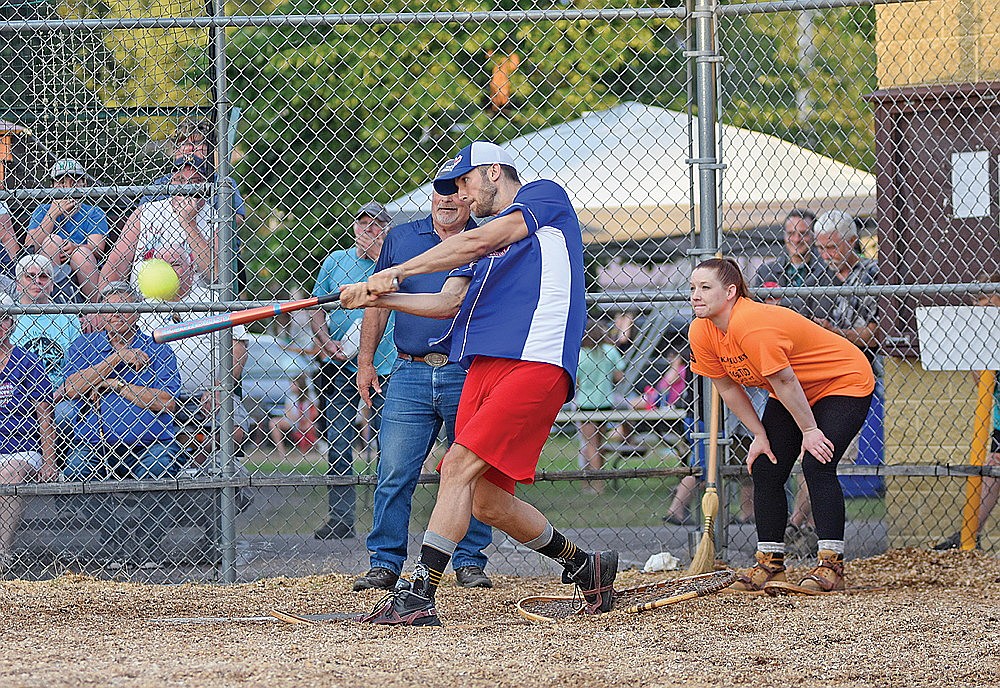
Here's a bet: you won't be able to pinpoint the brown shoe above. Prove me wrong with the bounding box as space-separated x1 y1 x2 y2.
796 550 845 593
727 551 786 592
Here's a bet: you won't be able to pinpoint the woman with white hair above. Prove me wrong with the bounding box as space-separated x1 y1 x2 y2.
0 292 56 573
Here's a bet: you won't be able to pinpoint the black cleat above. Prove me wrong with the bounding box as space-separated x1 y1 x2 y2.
355 590 442 626
455 565 493 589
564 550 618 614
353 567 400 592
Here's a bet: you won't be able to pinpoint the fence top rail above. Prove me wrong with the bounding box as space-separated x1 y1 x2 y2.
0 0 926 33
0 7 685 32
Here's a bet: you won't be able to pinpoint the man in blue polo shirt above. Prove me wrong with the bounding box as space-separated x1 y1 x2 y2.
310 203 397 540
62 281 181 568
26 159 108 301
351 189 493 592
342 141 617 626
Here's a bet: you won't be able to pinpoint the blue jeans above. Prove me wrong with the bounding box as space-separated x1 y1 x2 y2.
367 360 492 573
315 361 383 528
64 440 179 481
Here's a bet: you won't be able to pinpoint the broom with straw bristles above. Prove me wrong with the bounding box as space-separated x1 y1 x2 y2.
687 382 720 575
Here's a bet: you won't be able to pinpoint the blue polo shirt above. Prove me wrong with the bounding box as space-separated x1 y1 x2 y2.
64 330 180 445
435 180 586 400
374 214 478 357
313 248 396 375
28 203 109 245
0 346 52 455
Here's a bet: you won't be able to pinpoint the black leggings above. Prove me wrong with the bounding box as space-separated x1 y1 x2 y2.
753 394 872 543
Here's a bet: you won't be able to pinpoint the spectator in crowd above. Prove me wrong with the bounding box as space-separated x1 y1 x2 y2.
351 189 493 592
612 310 637 353
752 209 830 319
310 202 396 540
575 319 625 495
10 254 82 443
271 285 316 355
26 159 107 301
101 155 218 289
62 281 181 569
268 373 318 460
0 292 56 574
0 198 20 278
811 210 879 359
138 118 247 225
935 273 1000 550
136 245 251 454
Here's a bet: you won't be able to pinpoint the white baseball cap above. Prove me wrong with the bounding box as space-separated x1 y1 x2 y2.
433 141 517 195
49 158 90 181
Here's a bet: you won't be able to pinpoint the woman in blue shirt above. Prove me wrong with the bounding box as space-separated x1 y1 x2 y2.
0 293 55 573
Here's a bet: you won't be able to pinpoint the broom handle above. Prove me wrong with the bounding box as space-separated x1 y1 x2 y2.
705 383 720 490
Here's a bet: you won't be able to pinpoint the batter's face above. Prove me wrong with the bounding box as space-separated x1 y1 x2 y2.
784 216 814 262
431 190 471 230
456 165 499 218
690 267 736 320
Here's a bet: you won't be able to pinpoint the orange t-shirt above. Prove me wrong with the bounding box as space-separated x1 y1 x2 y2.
688 297 875 405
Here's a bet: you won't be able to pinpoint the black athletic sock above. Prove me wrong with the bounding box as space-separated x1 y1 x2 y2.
411 532 456 599
525 523 588 570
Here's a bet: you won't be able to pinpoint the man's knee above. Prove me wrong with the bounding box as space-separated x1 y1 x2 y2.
471 492 509 527
439 444 487 485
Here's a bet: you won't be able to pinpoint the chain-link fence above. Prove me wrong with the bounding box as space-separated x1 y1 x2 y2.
0 0 997 583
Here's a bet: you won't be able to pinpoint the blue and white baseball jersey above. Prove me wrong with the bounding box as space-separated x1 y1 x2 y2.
434 179 586 399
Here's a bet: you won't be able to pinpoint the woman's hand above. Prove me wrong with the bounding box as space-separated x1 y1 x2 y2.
800 427 835 463
747 432 777 475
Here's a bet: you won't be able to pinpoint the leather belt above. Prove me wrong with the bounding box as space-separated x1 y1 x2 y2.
397 351 450 367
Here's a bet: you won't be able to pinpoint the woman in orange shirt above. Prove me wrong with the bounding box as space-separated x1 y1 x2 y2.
688 258 874 594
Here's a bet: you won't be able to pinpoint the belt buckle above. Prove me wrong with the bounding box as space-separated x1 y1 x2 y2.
423 352 449 368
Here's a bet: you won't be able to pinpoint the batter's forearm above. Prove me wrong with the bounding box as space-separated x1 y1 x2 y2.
374 292 463 319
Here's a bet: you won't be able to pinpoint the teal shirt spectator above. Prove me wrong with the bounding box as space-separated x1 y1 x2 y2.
28 203 109 245
575 343 623 411
312 248 396 375
11 313 82 388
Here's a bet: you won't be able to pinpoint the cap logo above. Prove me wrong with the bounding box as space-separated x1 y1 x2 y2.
438 154 463 176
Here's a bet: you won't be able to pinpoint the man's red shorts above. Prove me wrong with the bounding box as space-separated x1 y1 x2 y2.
449 356 571 494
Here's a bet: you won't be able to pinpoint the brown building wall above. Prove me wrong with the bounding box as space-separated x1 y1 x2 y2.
875 2 999 548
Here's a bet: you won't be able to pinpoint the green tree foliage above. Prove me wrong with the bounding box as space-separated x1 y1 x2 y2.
719 7 876 172
226 0 682 291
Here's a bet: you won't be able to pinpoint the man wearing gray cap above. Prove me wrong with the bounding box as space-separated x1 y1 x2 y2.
26 159 108 301
309 202 397 540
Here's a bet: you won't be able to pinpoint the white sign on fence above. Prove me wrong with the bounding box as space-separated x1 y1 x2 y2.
915 306 1000 371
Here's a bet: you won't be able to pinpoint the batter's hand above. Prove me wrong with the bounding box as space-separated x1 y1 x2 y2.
339 283 376 309
746 433 777 475
366 267 402 297
800 427 835 463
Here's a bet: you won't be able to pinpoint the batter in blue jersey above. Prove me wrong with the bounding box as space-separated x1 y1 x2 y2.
340 141 617 626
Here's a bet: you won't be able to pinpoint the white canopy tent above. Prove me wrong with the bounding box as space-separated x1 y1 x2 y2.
386 102 875 244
